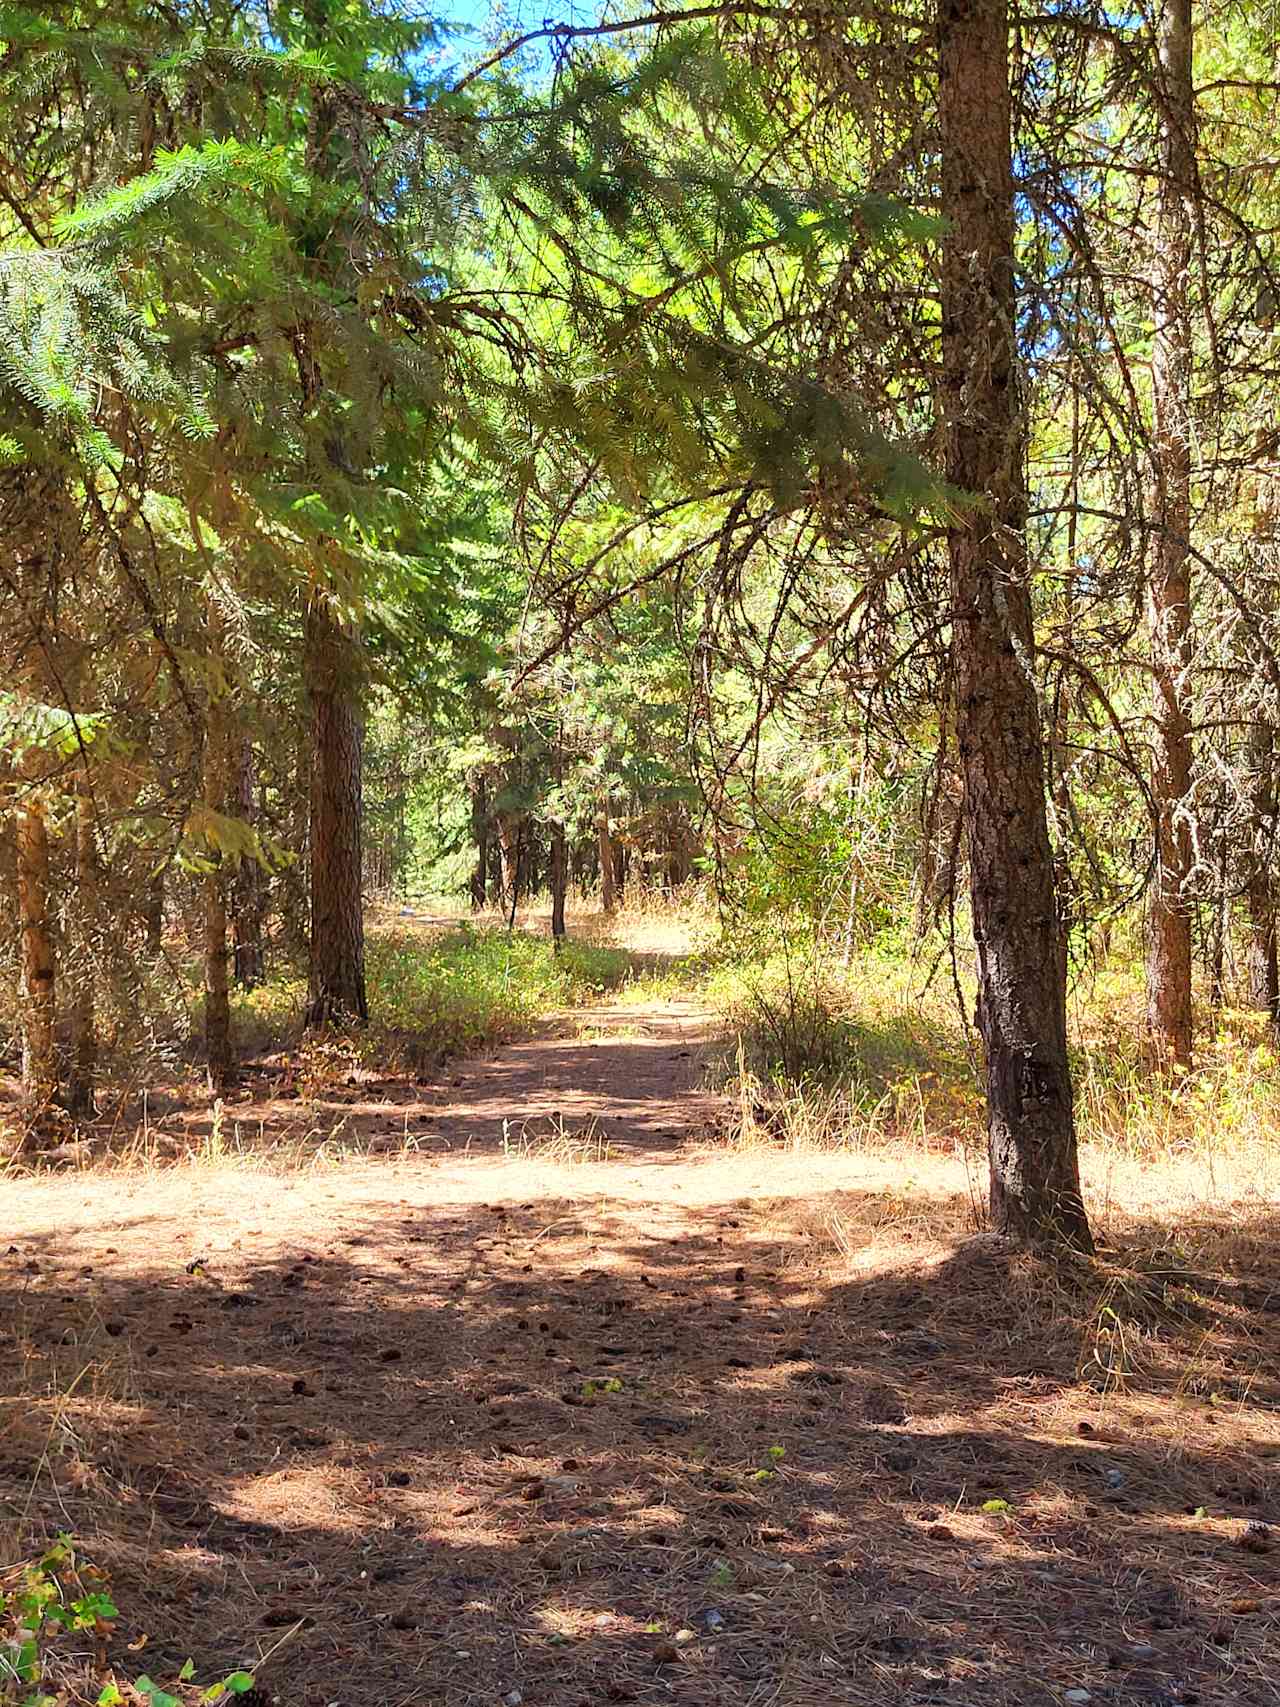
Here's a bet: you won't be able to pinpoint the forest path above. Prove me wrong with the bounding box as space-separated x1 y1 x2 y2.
420 994 728 1157
7 944 1280 1707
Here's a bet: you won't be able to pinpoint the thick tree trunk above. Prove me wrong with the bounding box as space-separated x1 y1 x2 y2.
231 738 266 988
470 775 489 910
16 796 57 1118
1145 0 1195 1069
598 809 617 915
297 1 366 1022
937 0 1091 1249
305 600 368 1025
66 781 97 1118
204 604 232 1092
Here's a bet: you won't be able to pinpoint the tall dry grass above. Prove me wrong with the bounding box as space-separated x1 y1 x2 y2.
706 934 1280 1224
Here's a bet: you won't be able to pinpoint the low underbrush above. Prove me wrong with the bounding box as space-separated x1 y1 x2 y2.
705 932 1280 1212
1 915 639 1166
1 1535 260 1707
229 923 632 1064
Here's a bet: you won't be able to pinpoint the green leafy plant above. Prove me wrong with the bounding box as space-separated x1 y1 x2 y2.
581 1376 624 1399
751 1443 787 1482
0 1537 255 1707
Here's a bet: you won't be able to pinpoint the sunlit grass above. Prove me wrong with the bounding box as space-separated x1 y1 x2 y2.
225 922 634 1066
704 929 1280 1209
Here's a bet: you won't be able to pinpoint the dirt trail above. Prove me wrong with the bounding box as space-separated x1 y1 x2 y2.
423 996 727 1155
5 977 1280 1707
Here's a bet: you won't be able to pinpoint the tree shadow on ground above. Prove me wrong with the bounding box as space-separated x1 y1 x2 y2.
110 996 725 1166
3 1182 1279 1707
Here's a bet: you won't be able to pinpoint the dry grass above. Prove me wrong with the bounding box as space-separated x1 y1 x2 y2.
710 938 1280 1204
500 1112 619 1165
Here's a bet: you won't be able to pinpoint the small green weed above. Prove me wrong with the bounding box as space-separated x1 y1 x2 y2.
0 1536 256 1707
581 1377 624 1399
750 1444 787 1482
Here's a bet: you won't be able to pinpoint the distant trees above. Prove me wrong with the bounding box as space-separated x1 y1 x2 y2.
8 0 1280 1248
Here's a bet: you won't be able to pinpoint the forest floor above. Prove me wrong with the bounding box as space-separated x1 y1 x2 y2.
4 920 1280 1707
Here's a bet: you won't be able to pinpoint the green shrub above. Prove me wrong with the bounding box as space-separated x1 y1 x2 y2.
1 1535 254 1707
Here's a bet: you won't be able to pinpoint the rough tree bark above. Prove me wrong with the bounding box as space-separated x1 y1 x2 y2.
937 0 1092 1249
66 779 97 1117
598 808 617 915
1244 457 1278 1021
298 0 367 1026
305 599 368 1025
204 602 232 1092
231 737 266 988
1246 720 1279 1020
16 795 57 1120
1145 0 1196 1068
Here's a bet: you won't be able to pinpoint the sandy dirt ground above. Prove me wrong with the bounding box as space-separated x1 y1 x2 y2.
4 990 1280 1707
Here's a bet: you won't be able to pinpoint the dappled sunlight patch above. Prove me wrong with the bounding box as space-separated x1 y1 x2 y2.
8 952 1280 1706
224 1465 387 1536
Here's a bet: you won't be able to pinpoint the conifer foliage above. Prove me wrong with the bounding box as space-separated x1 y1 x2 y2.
7 0 1280 1248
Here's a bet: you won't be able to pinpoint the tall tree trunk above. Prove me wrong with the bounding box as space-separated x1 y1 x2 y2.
1145 0 1195 1069
470 774 489 910
937 0 1092 1249
66 780 97 1117
295 0 367 1024
231 737 266 988
204 603 232 1093
598 807 617 916
550 820 568 945
305 600 368 1025
1246 721 1279 1020
16 795 57 1121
